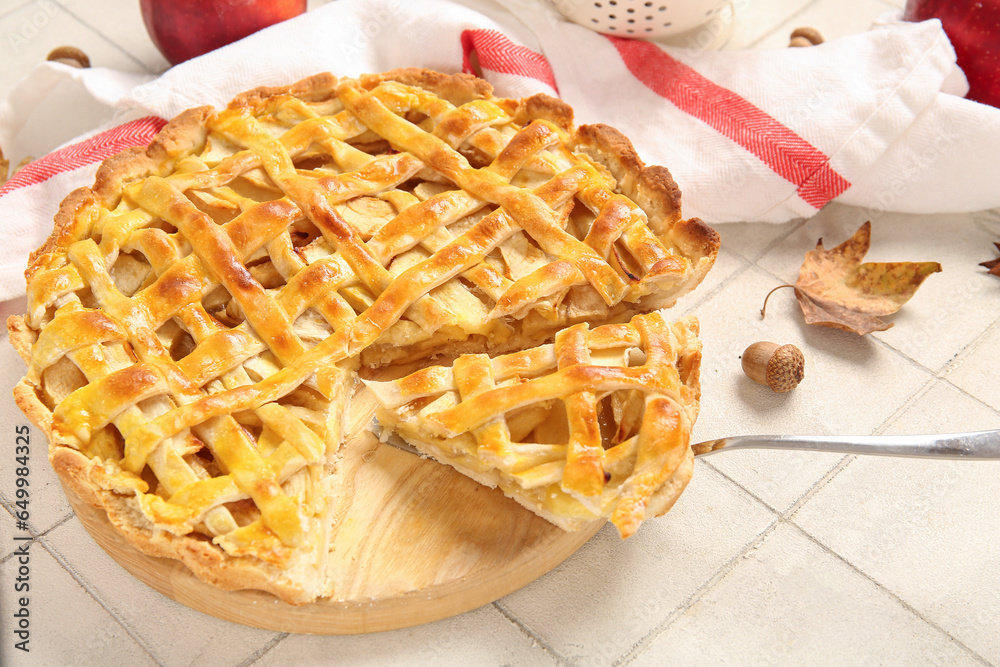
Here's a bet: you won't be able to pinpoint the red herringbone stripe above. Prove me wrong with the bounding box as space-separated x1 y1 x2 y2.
0 116 168 197
609 37 850 208
461 29 558 93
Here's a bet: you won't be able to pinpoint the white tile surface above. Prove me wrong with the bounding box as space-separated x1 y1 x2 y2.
1 0 999 663
945 320 1000 412
0 0 147 96
756 203 1000 372
0 505 20 560
715 219 806 262
676 245 749 315
44 517 280 666
257 604 558 666
867 213 1000 372
794 381 1000 664
498 464 776 665
0 0 34 20
692 263 935 511
0 332 71 534
54 0 168 72
0 541 155 666
57 0 170 73
724 0 817 50
704 449 848 513
694 264 934 437
631 522 981 667
752 0 900 49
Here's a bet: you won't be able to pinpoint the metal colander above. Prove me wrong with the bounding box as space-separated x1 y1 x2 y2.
551 0 733 41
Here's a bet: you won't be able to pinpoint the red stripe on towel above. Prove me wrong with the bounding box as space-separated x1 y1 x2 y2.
461 29 558 93
609 37 850 208
0 116 168 197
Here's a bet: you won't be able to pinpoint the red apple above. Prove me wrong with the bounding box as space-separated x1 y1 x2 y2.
904 0 1000 107
140 0 307 66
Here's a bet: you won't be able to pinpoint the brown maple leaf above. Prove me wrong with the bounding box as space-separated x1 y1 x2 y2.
762 221 942 335
980 242 1000 278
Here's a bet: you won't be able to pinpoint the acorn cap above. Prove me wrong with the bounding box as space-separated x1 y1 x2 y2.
742 342 805 393
765 344 805 392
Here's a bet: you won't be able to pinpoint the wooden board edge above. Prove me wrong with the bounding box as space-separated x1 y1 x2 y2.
63 483 602 634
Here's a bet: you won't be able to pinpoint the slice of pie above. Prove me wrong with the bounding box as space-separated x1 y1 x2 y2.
366 312 701 538
7 69 718 603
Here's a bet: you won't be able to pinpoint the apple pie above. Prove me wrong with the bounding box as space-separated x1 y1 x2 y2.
7 69 718 603
367 312 702 538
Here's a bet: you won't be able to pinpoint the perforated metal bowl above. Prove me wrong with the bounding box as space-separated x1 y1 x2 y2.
551 0 732 40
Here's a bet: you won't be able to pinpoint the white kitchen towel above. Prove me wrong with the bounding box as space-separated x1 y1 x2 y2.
1 0 999 301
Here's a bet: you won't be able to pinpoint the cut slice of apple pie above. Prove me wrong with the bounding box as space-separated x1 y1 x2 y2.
366 312 702 538
8 68 717 603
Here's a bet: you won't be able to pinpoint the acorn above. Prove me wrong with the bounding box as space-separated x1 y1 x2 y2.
741 342 804 393
46 46 90 68
789 27 825 47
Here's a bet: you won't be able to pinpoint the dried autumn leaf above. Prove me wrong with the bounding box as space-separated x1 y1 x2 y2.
762 221 942 335
980 242 1000 278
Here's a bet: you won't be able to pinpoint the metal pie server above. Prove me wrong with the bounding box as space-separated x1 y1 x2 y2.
375 419 1000 460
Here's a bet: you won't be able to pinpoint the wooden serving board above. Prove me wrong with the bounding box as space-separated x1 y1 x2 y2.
65 377 601 635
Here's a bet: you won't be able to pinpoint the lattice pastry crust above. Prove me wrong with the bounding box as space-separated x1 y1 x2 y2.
367 312 701 538
7 69 718 603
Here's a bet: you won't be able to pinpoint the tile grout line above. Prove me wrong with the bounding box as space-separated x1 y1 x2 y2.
51 0 156 74
870 375 938 436
613 515 784 667
234 632 289 667
699 457 808 515
612 467 785 665
938 313 1000 378
872 308 1000 380
781 453 856 519
0 499 65 565
0 536 35 566
492 600 574 667
32 511 74 537
678 217 806 321
0 0 34 23
777 372 937 525
622 436 990 667
746 0 822 49
938 375 1000 420
679 256 754 318
745 218 810 266
786 521 994 667
39 532 167 666
930 306 1000 381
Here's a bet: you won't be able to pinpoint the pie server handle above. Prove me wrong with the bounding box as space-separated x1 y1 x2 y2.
691 429 1000 460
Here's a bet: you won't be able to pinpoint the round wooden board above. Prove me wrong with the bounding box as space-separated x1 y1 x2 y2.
64 379 602 635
